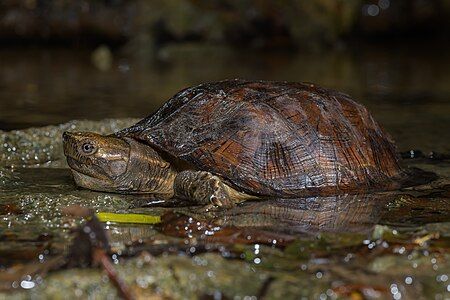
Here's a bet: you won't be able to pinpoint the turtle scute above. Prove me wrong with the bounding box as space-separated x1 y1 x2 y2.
117 79 403 197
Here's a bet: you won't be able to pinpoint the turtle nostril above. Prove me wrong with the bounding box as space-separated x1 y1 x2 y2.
63 131 74 141
63 131 76 142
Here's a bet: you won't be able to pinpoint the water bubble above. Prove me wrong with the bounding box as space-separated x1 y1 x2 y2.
405 276 413 284
316 271 323 279
136 277 149 289
20 280 35 289
437 274 448 282
366 4 380 16
254 258 261 264
344 253 353 262
389 284 402 299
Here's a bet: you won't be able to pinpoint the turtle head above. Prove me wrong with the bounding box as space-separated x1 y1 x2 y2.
62 131 174 195
62 132 131 192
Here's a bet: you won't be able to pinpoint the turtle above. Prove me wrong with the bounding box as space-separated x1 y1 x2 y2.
63 79 406 207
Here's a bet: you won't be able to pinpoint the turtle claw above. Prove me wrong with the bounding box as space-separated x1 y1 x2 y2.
174 170 238 208
205 175 235 208
209 191 235 208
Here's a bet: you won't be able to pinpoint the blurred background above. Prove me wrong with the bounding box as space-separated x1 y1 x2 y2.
0 0 449 152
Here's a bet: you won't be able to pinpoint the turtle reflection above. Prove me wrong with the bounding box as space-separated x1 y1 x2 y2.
216 194 393 234
160 194 393 244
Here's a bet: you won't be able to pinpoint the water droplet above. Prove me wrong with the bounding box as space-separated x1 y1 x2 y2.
363 4 380 16
20 280 35 289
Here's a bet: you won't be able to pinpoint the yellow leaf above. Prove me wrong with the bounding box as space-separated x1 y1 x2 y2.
96 212 161 224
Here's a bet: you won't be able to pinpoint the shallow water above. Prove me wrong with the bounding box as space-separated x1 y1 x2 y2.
0 44 449 299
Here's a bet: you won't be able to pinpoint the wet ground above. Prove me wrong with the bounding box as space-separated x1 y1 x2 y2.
0 44 449 299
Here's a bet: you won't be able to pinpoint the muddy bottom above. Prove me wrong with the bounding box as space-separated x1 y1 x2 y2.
0 120 449 299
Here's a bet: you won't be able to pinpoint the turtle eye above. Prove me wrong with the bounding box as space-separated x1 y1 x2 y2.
81 142 97 155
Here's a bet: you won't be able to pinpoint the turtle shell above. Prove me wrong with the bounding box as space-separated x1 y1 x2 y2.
117 79 403 197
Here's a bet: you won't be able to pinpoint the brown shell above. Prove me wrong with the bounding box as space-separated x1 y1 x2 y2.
118 79 403 197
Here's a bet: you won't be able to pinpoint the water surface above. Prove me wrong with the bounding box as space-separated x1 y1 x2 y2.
0 44 449 299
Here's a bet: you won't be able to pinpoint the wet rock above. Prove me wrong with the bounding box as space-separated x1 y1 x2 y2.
3 253 265 299
91 45 113 71
0 118 138 168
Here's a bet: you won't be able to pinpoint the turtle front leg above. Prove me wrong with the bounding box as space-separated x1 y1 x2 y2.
173 170 253 207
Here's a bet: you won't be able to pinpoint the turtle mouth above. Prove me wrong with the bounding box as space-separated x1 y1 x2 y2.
66 157 111 182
